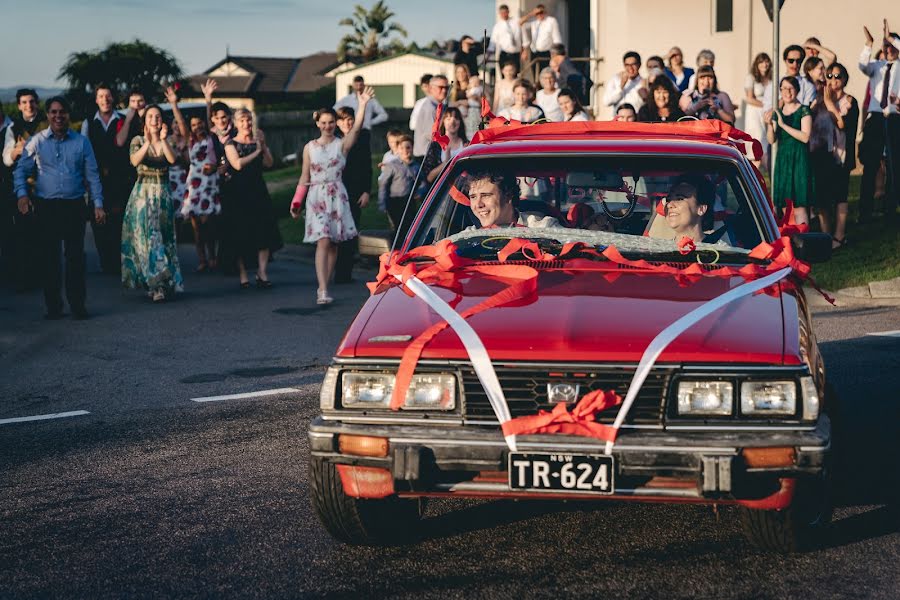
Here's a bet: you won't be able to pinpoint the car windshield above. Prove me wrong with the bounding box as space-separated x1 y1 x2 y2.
409 155 764 261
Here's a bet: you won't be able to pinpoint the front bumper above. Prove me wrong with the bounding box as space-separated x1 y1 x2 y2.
309 416 830 507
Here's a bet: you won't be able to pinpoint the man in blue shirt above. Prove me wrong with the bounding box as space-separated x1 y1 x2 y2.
14 96 105 319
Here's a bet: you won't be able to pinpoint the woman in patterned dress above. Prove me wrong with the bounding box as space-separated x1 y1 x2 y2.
222 109 282 289
164 86 190 217
181 114 221 272
290 88 373 304
121 105 184 302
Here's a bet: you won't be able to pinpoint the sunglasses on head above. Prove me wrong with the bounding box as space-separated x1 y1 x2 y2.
786 58 801 64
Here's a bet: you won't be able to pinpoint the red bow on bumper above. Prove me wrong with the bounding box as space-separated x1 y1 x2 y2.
501 389 623 442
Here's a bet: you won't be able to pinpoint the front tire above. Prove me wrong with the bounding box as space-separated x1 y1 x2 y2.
309 457 425 545
739 474 832 553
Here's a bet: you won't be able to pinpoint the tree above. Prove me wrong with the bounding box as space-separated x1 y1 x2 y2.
337 1 408 62
58 40 183 117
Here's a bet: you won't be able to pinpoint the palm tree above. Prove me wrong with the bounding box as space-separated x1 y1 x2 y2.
337 1 408 62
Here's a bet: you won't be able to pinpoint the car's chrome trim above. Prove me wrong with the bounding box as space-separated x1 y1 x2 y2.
320 414 463 425
308 431 333 438
464 420 662 430
666 425 817 432
386 436 739 453
435 481 701 498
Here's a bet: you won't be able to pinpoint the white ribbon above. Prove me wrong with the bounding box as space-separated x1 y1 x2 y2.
399 275 518 450
396 267 793 454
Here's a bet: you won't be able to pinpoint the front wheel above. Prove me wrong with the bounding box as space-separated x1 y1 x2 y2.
309 457 425 545
739 474 833 553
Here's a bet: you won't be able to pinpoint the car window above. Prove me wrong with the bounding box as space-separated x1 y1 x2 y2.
410 155 763 258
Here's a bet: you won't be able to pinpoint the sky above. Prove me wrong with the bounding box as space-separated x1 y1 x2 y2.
2 0 495 87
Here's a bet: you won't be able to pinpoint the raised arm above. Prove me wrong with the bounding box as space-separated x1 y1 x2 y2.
860 26 879 76
165 86 189 141
716 92 736 123
806 43 837 66
341 87 374 155
201 78 217 128
116 109 136 147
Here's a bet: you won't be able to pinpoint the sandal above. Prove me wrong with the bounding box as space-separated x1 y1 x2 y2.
256 276 273 289
195 262 208 273
831 237 848 250
152 290 166 303
317 289 333 305
240 280 251 289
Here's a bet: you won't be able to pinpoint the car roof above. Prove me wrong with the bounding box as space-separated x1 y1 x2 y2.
458 120 756 162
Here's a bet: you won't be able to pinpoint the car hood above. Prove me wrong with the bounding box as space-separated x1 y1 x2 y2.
340 268 789 364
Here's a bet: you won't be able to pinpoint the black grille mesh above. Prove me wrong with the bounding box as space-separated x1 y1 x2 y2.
460 364 670 425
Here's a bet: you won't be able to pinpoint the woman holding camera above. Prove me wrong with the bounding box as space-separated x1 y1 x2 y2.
683 65 735 123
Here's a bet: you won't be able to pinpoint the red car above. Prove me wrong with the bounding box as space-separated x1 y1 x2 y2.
308 121 834 553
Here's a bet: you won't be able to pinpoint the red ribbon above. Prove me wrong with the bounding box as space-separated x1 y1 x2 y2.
470 120 764 161
369 231 833 410
501 389 623 442
481 96 495 120
677 236 696 255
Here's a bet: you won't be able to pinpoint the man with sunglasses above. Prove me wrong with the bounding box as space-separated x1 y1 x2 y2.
858 19 900 223
763 45 815 112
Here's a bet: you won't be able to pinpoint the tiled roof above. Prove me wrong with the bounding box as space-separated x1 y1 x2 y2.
286 52 344 93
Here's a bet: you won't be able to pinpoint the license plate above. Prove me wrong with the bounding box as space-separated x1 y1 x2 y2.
508 452 615 494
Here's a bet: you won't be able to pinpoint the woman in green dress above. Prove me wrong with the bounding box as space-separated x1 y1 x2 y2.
121 105 185 302
765 75 813 225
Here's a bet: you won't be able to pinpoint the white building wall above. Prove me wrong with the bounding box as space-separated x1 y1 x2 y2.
334 54 454 108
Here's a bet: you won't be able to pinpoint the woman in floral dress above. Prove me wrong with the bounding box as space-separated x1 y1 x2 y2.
290 88 372 304
121 105 184 302
181 115 222 271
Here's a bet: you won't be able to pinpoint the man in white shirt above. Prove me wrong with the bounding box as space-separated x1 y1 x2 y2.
858 21 900 222
602 52 646 116
412 75 449 159
334 76 389 130
519 4 561 66
763 45 815 110
488 4 522 72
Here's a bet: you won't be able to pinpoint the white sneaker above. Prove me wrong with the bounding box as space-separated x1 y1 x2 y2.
317 289 333 305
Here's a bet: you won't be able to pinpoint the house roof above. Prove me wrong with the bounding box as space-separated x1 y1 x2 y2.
286 52 347 93
337 51 452 74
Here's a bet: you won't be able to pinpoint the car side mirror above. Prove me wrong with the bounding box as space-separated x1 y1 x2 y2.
790 232 831 264
358 229 394 257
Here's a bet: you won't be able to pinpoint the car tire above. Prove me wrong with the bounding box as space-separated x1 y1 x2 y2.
309 457 426 545
739 473 833 553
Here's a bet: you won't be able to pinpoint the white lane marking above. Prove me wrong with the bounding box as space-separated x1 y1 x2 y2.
868 330 900 338
191 387 299 403
0 410 90 425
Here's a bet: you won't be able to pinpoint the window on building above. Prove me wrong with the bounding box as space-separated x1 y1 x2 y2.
715 0 733 32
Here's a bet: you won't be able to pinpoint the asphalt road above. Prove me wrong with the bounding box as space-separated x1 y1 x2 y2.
1 241 899 599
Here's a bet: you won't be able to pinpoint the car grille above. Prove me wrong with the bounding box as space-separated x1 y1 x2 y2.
460 364 670 425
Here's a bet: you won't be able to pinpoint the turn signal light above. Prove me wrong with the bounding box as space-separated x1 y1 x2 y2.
338 434 389 458
742 447 796 468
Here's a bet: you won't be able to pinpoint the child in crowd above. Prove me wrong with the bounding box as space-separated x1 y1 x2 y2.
378 135 419 242
465 75 485 133
380 128 403 167
615 104 637 122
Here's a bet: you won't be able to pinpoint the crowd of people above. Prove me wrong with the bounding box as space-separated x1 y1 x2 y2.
0 80 285 319
1 8 899 320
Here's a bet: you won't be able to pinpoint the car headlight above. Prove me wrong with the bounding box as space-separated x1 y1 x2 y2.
677 381 733 415
740 381 797 415
341 372 456 410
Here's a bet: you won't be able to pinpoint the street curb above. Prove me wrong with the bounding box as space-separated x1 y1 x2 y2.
831 276 900 302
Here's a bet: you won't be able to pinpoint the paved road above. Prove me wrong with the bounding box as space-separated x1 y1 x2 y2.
1 242 898 599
